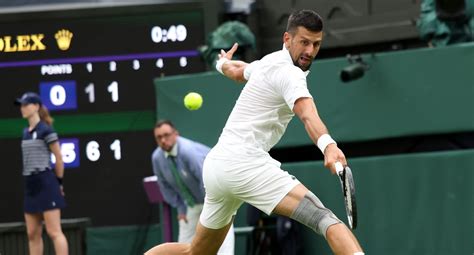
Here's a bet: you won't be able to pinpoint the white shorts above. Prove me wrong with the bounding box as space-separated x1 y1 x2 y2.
200 152 300 229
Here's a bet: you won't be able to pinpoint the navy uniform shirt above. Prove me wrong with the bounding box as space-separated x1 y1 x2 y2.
21 121 58 176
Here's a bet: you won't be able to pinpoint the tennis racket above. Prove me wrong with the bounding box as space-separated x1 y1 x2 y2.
334 162 358 229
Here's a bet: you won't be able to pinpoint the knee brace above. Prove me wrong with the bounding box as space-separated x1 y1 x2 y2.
289 191 341 238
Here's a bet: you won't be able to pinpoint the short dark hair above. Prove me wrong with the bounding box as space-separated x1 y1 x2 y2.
286 10 323 34
155 119 176 130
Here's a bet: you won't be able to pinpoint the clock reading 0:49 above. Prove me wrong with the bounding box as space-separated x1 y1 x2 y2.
151 24 188 43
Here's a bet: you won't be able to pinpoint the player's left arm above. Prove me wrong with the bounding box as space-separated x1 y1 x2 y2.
293 97 347 174
217 43 249 83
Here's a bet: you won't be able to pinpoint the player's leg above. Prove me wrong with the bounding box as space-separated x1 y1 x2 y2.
144 219 233 255
191 219 234 254
43 209 68 255
218 223 235 254
272 183 363 254
24 212 44 255
326 223 362 254
144 242 191 255
180 204 235 254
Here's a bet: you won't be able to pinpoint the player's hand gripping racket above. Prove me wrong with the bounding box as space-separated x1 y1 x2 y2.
335 162 358 229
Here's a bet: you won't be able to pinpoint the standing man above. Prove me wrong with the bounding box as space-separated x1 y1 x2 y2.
151 120 234 254
146 10 364 255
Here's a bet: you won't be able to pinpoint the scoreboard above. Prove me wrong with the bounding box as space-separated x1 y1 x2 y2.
0 2 208 225
0 3 205 117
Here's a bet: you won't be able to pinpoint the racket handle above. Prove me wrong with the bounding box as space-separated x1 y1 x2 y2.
335 162 344 174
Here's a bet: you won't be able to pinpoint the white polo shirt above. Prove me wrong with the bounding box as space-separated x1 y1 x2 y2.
211 46 313 163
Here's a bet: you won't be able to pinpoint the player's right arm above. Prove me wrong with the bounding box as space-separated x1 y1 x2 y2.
276 65 347 173
293 97 347 174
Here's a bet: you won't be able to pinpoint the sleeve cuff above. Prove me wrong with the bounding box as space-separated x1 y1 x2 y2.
243 60 259 80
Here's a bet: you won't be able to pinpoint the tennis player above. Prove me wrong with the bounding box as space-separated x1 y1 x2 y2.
146 9 364 255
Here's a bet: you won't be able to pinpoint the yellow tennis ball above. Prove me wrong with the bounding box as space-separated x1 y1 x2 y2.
184 92 203 110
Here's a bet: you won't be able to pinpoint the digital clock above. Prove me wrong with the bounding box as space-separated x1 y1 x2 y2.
151 25 188 43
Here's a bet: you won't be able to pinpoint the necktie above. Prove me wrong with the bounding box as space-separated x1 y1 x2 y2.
168 156 195 207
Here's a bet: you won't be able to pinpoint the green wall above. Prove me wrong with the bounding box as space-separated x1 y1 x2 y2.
154 43 474 147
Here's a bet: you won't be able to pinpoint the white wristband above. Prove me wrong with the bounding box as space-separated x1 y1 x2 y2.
215 58 229 75
317 134 336 154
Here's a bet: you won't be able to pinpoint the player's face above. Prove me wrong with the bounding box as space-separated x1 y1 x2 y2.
284 26 323 71
20 103 39 119
154 124 178 152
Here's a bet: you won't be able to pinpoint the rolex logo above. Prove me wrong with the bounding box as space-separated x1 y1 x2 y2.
55 29 73 51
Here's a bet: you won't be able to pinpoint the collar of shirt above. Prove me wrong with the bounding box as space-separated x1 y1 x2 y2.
164 142 178 158
281 44 310 77
28 120 42 133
